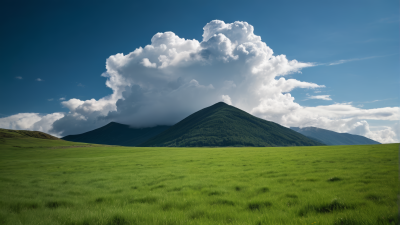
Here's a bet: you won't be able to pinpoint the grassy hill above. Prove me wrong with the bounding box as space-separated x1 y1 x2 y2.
140 102 323 147
0 136 397 225
62 122 170 146
290 127 380 145
0 128 59 140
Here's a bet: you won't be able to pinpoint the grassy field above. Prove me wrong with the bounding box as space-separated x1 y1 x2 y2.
0 137 398 225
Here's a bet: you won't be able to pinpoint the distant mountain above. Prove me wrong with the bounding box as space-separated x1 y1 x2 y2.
0 128 59 140
140 102 324 147
62 122 171 146
290 127 380 145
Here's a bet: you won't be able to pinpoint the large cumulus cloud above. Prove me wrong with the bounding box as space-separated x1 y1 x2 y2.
0 20 398 142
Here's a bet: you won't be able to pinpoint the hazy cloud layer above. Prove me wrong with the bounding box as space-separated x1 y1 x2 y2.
1 20 398 142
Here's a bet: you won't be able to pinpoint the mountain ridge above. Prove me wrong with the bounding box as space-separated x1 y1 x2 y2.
62 122 171 146
140 102 323 147
290 126 380 145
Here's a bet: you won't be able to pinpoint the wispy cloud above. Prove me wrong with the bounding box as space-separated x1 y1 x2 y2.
327 54 396 66
77 83 84 87
48 98 54 101
306 95 332 101
16 76 22 80
59 97 66 101
357 98 397 104
328 56 377 66
36 78 42 81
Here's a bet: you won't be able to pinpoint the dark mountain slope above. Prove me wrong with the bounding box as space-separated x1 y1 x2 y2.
290 127 380 145
0 128 60 140
62 122 170 146
140 102 324 147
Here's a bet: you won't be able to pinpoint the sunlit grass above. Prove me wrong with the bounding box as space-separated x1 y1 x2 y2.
0 137 398 224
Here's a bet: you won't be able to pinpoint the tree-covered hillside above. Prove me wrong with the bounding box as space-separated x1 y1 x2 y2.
62 122 170 146
140 102 323 147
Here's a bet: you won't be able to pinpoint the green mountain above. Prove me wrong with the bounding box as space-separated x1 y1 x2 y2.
62 122 170 146
290 127 380 145
0 128 59 140
140 102 324 147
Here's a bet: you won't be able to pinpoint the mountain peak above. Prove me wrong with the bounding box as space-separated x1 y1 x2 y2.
213 101 229 106
140 102 322 147
207 101 230 109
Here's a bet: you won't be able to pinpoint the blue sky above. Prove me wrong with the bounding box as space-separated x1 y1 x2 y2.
0 0 398 142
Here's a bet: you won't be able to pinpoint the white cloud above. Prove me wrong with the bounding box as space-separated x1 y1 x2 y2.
329 59 353 66
50 20 319 134
307 95 332 101
59 97 65 101
0 113 64 137
141 58 157 68
328 56 379 66
16 76 22 80
222 95 232 105
252 103 399 143
346 121 399 143
36 78 42 81
48 98 54 101
1 20 398 143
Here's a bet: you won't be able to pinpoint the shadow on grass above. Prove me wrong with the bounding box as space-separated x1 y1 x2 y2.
258 187 269 193
211 199 235 206
95 197 105 203
162 201 192 211
129 196 158 204
107 215 129 225
286 199 299 207
285 194 298 198
150 184 166 190
167 187 182 192
327 177 342 182
299 199 355 216
45 201 71 209
248 201 272 211
332 217 365 225
189 210 207 219
365 194 384 203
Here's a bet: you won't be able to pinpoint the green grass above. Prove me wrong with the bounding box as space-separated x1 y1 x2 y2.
0 136 398 225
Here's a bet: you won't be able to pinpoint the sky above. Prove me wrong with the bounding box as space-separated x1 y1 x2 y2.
0 0 399 143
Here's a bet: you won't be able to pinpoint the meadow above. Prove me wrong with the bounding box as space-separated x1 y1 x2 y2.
0 137 398 225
